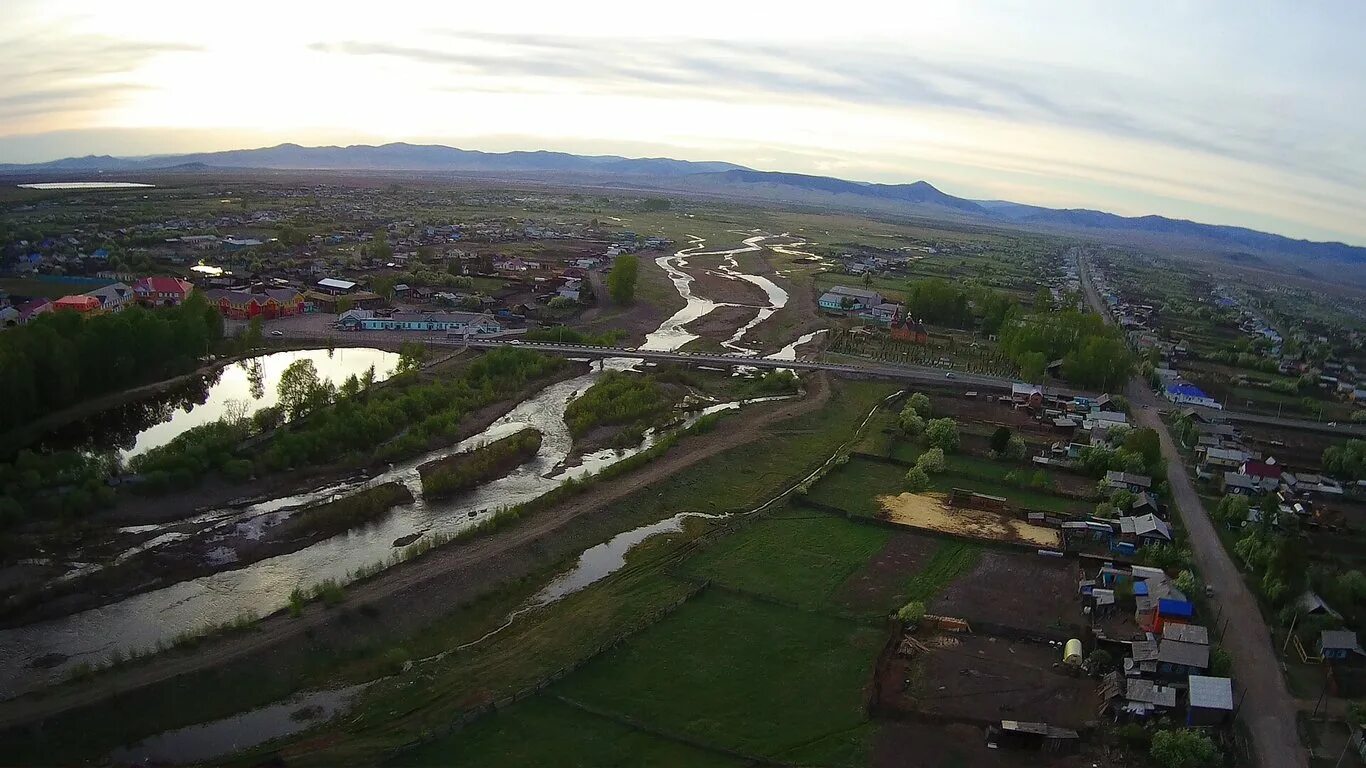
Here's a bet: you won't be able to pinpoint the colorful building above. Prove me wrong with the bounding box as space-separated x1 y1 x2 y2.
53 295 102 313
205 288 305 320
338 309 502 335
133 277 194 307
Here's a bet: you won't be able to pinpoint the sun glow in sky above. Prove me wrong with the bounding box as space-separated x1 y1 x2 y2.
3 0 1363 243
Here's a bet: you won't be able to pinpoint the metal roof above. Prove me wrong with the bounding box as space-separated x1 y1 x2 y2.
1187 675 1233 711
1321 630 1364 653
317 278 357 290
1157 639 1210 668
1162 624 1210 645
1125 679 1176 707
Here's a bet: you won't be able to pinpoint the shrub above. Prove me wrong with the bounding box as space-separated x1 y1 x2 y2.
916 447 946 474
905 467 931 492
1150 729 1219 768
897 600 926 624
907 392 932 417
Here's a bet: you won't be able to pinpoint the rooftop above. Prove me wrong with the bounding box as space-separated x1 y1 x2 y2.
1187 675 1234 711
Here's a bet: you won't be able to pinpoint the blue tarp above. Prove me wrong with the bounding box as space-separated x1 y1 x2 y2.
1158 599 1194 618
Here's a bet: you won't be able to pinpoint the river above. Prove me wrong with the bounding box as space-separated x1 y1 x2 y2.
0 231 824 732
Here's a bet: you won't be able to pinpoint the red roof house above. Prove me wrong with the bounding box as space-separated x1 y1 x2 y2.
134 277 194 307
53 295 102 313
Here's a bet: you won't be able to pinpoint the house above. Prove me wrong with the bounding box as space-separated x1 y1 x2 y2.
338 309 501 335
818 286 883 313
15 298 52 324
83 282 133 312
1121 678 1177 717
1186 675 1234 726
1105 471 1153 493
557 278 583 302
1012 383 1045 409
890 317 929 344
1118 513 1173 545
1165 382 1222 409
0 306 18 327
205 288 306 320
1319 630 1366 665
1201 447 1248 472
53 294 102 313
133 277 194 307
1240 460 1283 493
866 302 902 325
1157 639 1209 678
1152 598 1194 635
1297 591 1341 619
1222 471 1258 495
316 277 358 295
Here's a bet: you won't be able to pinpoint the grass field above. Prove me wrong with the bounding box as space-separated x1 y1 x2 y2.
554 589 884 765
682 509 889 612
0 276 111 299
808 455 1091 518
904 541 982 602
393 696 745 767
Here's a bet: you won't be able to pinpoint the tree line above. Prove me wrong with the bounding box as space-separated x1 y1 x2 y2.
0 292 225 435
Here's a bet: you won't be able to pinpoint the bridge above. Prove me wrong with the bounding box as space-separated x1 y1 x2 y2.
458 338 1030 393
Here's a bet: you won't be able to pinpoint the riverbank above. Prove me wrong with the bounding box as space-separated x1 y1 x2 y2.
0 362 587 629
0 373 836 749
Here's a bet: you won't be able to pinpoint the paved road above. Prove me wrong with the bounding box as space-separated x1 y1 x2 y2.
1082 255 1308 768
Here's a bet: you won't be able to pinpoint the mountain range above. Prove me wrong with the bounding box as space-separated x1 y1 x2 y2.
3 142 1362 281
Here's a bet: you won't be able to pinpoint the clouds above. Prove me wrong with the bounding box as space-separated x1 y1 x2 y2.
0 35 197 130
0 1 1360 243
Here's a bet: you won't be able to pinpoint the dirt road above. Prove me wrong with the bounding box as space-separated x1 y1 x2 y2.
0 373 832 729
1081 254 1307 768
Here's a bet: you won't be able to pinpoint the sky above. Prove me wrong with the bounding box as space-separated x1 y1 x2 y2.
2 1 1363 244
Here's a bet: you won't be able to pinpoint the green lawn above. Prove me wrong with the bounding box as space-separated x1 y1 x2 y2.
393 696 745 768
0 277 111 299
904 541 981 602
554 589 883 765
682 509 889 611
808 455 1090 518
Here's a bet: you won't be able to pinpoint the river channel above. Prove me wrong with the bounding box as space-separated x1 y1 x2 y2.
0 232 823 711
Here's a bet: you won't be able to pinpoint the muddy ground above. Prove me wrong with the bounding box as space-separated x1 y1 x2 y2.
928 550 1084 638
829 531 938 615
872 721 1115 768
883 632 1097 728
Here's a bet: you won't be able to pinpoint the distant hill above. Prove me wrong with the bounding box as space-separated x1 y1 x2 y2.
0 142 748 177
3 141 1362 281
677 169 988 215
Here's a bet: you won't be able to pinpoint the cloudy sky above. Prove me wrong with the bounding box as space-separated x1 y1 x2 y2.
3 1 1363 243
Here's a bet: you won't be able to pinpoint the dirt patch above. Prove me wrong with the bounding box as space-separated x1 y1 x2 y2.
877 493 1062 548
928 550 1083 637
682 305 762 343
873 721 1110 768
883 633 1097 729
830 531 938 614
679 263 771 306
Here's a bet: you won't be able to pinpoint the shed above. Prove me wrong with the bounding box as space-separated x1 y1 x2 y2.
1187 675 1234 726
1157 639 1210 677
1162 623 1209 645
1320 630 1366 665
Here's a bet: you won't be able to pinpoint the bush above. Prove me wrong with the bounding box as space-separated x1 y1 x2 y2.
1114 723 1151 752
897 408 925 436
905 467 931 492
420 429 543 499
565 371 673 437
897 600 926 624
915 447 946 474
221 458 254 482
1150 729 1219 768
1004 434 1027 461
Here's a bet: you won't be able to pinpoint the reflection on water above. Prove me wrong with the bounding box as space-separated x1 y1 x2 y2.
109 684 368 765
43 348 399 459
17 182 154 190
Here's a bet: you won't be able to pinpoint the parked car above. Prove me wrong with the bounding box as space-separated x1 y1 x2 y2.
270 330 283 337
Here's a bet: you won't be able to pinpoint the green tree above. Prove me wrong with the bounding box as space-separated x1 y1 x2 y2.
897 407 925 436
1005 434 1028 461
1123 428 1163 474
924 418 960 452
1150 729 1219 768
395 341 427 375
989 426 1012 455
1033 286 1052 311
904 466 931 492
607 254 639 305
335 295 355 314
1174 569 1196 595
907 392 932 417
370 230 393 260
1018 351 1047 382
243 316 264 351
916 447 946 474
277 358 323 420
1323 440 1366 481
